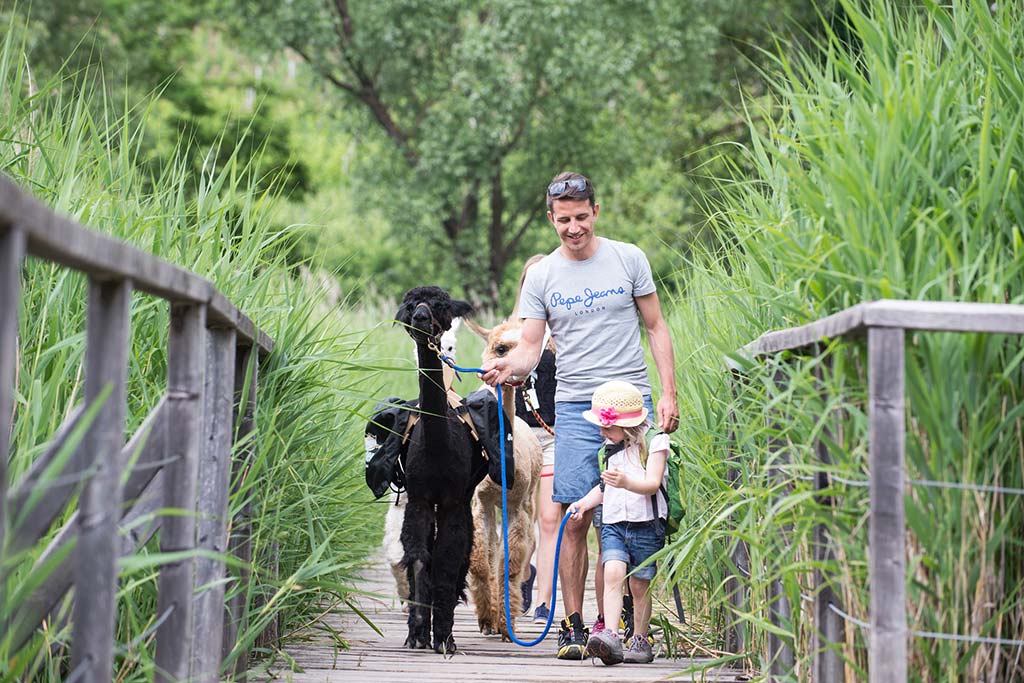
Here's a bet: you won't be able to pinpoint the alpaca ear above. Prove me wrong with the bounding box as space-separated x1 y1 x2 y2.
461 317 491 341
451 299 473 319
449 317 462 333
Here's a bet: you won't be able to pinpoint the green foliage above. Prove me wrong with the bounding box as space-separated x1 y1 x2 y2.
226 0 829 308
0 25 387 680
663 1 1024 679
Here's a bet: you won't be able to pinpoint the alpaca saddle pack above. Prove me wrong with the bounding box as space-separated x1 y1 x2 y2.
364 387 515 499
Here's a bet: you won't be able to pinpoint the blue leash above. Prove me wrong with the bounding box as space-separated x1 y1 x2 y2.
440 354 574 647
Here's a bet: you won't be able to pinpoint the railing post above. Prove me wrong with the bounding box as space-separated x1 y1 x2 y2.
867 327 907 683
222 345 258 681
0 226 25 569
154 303 207 682
766 363 795 680
724 370 749 659
192 326 237 683
71 277 132 683
813 352 846 683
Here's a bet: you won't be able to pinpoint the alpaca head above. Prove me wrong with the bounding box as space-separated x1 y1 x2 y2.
396 286 473 347
478 319 523 365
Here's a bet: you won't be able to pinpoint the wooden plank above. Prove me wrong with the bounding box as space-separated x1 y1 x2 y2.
222 347 257 681
0 224 25 626
867 327 907 683
0 176 272 353
723 372 748 658
71 277 131 683
863 299 1024 334
744 299 1024 357
252 547 744 683
192 327 237 683
812 353 846 683
765 365 794 680
155 303 207 683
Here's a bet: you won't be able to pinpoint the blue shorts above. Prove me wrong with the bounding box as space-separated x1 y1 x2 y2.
552 395 654 504
600 519 665 581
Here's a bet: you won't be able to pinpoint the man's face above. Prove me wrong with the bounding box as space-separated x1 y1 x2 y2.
548 198 599 260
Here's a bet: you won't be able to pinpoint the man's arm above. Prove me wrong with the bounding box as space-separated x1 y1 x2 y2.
635 291 679 433
480 317 545 387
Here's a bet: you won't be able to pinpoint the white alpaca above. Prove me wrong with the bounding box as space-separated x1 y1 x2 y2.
384 318 461 607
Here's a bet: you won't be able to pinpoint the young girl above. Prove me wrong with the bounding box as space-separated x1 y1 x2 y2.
569 380 669 665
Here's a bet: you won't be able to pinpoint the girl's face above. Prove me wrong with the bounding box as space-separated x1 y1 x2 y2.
599 424 626 443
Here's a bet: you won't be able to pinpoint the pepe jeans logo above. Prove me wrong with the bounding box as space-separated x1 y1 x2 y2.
550 286 626 313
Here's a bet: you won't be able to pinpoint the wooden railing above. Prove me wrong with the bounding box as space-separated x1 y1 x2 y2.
0 176 273 683
728 300 1024 683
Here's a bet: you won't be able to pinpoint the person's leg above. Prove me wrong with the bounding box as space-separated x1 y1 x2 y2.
534 464 558 611
532 428 557 614
628 576 653 637
551 400 603 622
557 503 591 617
601 559 627 635
592 506 605 630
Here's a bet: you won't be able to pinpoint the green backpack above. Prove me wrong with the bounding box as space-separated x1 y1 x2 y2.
598 429 685 538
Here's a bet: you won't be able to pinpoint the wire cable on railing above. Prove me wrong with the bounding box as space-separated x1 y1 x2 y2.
822 602 1024 647
780 468 1023 496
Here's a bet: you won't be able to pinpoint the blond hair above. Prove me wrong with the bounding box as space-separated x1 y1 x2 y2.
512 253 555 353
622 422 652 466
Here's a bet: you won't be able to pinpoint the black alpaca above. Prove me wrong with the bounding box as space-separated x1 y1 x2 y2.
395 286 483 654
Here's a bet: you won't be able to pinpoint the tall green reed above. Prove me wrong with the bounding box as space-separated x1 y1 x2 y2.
0 23 392 681
663 1 1023 680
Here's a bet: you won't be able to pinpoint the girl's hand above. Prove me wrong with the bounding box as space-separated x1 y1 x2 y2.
568 503 585 520
601 468 630 489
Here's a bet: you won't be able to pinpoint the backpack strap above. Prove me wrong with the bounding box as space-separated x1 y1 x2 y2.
645 429 668 523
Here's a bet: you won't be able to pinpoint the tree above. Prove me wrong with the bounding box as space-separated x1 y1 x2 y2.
227 0 747 308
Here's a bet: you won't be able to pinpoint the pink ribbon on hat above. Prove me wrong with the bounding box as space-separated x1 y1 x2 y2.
597 406 643 426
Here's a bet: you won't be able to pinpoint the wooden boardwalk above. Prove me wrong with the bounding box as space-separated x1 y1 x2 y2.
255 549 744 683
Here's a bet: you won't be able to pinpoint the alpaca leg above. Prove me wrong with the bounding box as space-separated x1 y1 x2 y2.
401 498 434 649
499 508 533 640
384 495 410 606
430 502 471 654
469 499 496 635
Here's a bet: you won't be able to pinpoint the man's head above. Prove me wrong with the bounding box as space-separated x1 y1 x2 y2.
546 171 600 260
545 171 595 211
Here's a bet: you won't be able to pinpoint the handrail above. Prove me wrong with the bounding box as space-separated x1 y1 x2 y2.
0 175 273 352
728 298 1024 683
0 174 273 683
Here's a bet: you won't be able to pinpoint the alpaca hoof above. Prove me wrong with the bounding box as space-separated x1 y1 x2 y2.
405 634 430 649
433 634 457 655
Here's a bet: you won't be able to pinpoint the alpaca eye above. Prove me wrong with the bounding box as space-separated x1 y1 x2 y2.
495 344 509 356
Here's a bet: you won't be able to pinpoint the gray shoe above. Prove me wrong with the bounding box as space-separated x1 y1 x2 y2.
584 628 623 665
623 634 654 663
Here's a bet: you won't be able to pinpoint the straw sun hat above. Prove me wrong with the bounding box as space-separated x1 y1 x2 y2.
582 380 648 428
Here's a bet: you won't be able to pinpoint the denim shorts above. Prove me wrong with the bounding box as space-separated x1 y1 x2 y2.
552 395 654 504
600 519 665 581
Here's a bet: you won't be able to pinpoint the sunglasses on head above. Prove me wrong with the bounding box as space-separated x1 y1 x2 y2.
547 178 589 196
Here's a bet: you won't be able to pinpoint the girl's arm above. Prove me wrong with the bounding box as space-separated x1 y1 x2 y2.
601 449 668 495
569 484 603 520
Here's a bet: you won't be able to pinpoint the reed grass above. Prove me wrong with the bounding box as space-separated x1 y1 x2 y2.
0 23 405 681
660 1 1024 680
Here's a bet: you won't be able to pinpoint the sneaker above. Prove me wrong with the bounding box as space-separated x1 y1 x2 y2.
623 634 655 664
556 612 589 660
584 628 623 665
532 602 550 624
592 614 606 634
520 564 536 614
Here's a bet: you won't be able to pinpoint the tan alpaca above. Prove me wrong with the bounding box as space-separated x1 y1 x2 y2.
466 319 543 640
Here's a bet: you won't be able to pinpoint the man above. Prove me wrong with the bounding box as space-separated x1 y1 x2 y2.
480 171 678 660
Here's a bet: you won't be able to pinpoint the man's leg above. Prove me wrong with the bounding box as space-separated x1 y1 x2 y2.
557 503 591 617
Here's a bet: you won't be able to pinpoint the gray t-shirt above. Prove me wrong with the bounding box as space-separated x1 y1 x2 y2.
519 238 655 402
